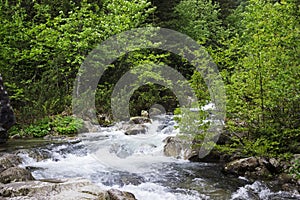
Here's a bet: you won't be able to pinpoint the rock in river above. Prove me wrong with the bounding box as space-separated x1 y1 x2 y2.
163 136 197 160
0 177 137 200
0 154 22 173
125 124 147 135
0 167 34 184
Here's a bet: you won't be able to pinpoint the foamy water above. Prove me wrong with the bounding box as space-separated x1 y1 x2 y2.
18 115 300 200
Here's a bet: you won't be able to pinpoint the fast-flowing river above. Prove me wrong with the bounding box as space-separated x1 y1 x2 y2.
10 115 300 200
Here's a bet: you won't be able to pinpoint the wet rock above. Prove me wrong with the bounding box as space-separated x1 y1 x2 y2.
189 150 224 163
248 166 271 178
119 173 145 186
0 154 22 173
0 178 136 200
267 158 281 173
25 166 45 172
269 158 280 169
120 116 153 136
129 116 151 124
224 157 259 176
0 167 34 183
81 121 100 133
108 189 136 200
223 157 275 179
163 136 196 160
125 124 147 135
15 149 51 162
281 183 300 193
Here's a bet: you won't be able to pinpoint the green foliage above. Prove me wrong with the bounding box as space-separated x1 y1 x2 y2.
52 116 84 135
96 49 186 117
189 71 210 104
173 103 211 148
1 0 300 163
0 0 155 122
242 138 279 157
174 0 225 48
170 0 226 149
220 0 300 157
9 115 84 137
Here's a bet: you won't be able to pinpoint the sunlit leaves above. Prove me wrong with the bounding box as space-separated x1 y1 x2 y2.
224 0 300 154
0 0 155 120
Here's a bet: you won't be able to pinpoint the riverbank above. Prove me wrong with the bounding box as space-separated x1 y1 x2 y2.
0 153 137 200
163 134 300 194
1 116 299 199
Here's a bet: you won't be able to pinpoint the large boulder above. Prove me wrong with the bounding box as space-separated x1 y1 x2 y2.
0 74 16 143
224 157 260 176
108 189 136 200
124 124 147 135
163 136 196 160
0 167 34 184
81 120 100 133
189 150 226 163
223 157 282 179
129 117 151 124
0 154 22 173
0 178 137 200
118 116 151 136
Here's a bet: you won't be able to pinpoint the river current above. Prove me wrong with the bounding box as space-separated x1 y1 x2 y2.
14 115 300 200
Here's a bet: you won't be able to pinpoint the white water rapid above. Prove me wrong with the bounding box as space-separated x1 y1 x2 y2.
18 115 300 200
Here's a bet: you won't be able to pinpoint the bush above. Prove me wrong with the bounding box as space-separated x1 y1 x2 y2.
52 116 84 135
8 115 84 138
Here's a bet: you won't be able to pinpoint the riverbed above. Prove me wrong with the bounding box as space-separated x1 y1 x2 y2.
5 116 300 199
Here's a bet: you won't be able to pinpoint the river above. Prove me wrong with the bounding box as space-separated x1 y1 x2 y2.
6 115 300 200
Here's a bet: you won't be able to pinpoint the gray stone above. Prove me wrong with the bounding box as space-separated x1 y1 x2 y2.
269 158 280 168
16 149 51 162
108 189 136 200
129 117 151 124
0 167 34 183
223 157 277 178
224 157 259 176
0 154 22 173
163 136 196 160
0 178 136 200
125 124 147 135
82 121 100 133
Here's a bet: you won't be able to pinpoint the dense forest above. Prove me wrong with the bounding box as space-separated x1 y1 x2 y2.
0 0 299 178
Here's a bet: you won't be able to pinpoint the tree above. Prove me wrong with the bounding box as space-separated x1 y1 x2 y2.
0 0 155 122
224 0 300 155
174 0 225 49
